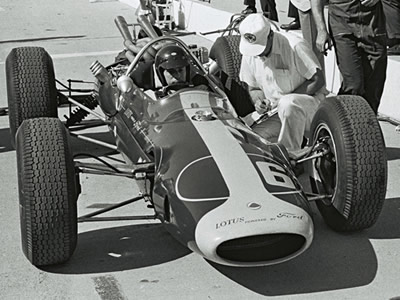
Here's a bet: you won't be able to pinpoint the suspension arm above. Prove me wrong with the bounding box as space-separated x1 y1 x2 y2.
75 161 154 178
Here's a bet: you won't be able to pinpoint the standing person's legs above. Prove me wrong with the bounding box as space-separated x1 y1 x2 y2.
299 10 325 72
329 4 387 113
331 33 387 114
359 36 387 113
243 0 257 14
260 0 278 21
244 0 256 6
382 0 400 54
281 2 300 30
288 1 299 20
330 33 365 99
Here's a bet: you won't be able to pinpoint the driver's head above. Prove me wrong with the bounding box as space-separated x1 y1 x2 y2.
155 44 190 86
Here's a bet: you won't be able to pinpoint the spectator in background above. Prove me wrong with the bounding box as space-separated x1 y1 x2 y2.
382 0 400 55
242 0 279 21
311 0 387 114
281 2 301 30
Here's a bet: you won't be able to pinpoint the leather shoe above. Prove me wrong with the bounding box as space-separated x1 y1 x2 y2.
242 6 257 14
388 44 400 55
280 19 300 30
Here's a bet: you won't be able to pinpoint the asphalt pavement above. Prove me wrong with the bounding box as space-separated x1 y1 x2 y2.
1 1 400 300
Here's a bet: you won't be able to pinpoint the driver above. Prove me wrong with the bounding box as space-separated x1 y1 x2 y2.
154 44 209 97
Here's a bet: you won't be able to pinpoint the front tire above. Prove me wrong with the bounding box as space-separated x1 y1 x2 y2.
16 118 78 266
6 47 58 147
310 95 387 231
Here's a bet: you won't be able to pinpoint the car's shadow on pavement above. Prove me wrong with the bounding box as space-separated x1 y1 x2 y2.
386 147 400 161
0 127 13 153
211 197 400 296
43 131 192 274
43 224 191 274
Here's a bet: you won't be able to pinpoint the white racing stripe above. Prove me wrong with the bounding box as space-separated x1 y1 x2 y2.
179 91 266 199
177 91 314 266
179 91 313 266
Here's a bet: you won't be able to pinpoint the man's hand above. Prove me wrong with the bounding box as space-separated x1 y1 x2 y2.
316 30 332 55
254 99 271 114
249 90 270 114
361 0 380 7
311 0 333 55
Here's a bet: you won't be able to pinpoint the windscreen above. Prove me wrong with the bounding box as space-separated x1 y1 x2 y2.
142 89 237 123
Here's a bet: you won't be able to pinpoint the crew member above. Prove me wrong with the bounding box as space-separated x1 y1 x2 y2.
311 0 387 114
239 13 327 153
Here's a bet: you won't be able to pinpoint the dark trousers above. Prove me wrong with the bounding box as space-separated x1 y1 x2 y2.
244 0 278 21
288 1 299 20
328 1 388 114
382 0 400 42
331 33 387 114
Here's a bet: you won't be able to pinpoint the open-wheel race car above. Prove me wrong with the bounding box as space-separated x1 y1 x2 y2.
6 12 387 267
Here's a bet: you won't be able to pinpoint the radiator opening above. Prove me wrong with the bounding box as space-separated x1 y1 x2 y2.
216 233 305 262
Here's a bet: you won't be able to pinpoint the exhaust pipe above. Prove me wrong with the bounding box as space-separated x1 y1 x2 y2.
114 16 134 42
114 15 157 61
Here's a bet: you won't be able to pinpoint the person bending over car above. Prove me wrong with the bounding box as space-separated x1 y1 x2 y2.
154 44 209 98
239 13 327 155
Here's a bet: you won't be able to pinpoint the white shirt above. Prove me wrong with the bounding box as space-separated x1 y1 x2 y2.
240 31 326 108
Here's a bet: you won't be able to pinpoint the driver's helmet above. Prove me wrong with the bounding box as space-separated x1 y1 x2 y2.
155 44 190 86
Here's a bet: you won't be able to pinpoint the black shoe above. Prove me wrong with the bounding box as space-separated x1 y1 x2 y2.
280 19 300 30
388 44 400 55
242 6 257 14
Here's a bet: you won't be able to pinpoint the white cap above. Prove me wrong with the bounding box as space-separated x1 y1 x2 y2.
239 13 271 56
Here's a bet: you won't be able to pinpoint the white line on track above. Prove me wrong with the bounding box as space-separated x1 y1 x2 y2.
0 50 120 65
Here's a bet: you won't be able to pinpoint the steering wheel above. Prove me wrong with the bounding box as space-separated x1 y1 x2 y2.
164 82 191 94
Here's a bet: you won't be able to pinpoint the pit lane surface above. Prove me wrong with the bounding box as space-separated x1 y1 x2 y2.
1 0 400 299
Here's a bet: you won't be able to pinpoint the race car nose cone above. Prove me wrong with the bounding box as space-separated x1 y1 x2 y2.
117 75 134 93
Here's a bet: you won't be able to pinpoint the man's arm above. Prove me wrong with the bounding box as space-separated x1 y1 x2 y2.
293 68 325 95
240 57 271 113
310 0 332 54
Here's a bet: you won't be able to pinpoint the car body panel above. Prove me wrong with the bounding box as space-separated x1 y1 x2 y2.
106 82 314 266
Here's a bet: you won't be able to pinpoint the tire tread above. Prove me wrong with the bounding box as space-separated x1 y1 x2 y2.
6 47 57 146
17 118 77 266
314 95 387 231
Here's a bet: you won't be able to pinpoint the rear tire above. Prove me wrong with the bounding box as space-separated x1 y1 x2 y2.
6 47 58 147
310 95 387 231
209 35 254 117
16 118 78 266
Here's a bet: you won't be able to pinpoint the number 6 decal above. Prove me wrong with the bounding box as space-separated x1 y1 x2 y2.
256 161 296 190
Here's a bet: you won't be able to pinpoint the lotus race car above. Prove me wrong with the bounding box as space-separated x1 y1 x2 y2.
6 13 387 267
